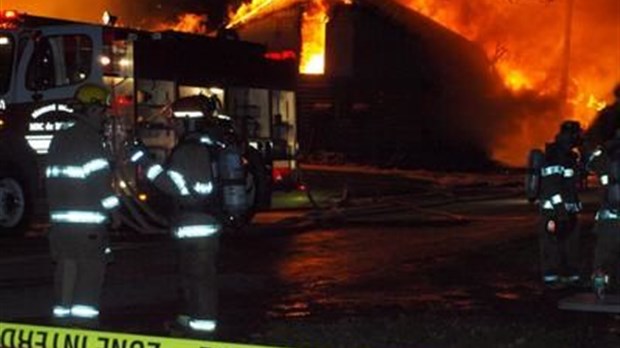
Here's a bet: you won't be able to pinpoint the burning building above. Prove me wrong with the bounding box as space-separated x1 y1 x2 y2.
6 0 617 168
232 0 508 169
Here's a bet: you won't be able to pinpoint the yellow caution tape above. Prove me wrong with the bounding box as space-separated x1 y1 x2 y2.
0 322 280 348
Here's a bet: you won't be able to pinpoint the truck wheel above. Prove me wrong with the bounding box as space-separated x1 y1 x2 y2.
0 170 31 236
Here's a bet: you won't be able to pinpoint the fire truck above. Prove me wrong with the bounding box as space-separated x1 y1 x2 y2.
0 10 299 235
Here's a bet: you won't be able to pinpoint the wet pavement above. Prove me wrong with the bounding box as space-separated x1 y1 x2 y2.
2 166 620 347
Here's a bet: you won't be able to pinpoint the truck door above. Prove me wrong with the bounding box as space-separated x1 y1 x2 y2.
14 25 103 103
15 25 103 155
0 25 104 234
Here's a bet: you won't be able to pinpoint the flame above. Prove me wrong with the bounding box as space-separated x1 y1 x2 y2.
497 64 534 92
397 0 620 166
5 0 618 167
153 13 209 34
300 0 328 74
227 0 618 164
586 95 607 111
227 0 290 29
228 0 340 75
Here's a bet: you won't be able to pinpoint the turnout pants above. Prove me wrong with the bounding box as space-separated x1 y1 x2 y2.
176 235 219 320
539 214 580 279
49 224 109 326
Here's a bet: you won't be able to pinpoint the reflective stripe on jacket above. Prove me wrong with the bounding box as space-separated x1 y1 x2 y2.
45 116 116 222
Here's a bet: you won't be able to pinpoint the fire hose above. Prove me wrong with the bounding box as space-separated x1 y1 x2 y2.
296 163 349 211
114 171 169 235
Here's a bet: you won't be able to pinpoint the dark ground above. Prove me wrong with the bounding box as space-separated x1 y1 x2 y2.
4 166 620 348
238 167 620 348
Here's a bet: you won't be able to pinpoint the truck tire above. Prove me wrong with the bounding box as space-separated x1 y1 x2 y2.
0 169 32 236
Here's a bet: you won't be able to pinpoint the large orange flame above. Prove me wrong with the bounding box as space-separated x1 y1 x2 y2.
227 0 341 74
5 0 619 167
153 13 209 34
397 0 619 165
300 0 328 74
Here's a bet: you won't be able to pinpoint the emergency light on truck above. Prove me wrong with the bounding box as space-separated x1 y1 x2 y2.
0 10 20 28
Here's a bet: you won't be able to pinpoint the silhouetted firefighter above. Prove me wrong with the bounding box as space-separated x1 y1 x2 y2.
527 121 584 289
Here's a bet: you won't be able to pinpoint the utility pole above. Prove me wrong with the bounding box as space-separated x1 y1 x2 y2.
559 0 575 117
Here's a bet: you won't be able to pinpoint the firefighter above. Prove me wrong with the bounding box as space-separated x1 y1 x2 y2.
536 120 583 288
588 130 620 298
46 83 120 328
128 95 248 339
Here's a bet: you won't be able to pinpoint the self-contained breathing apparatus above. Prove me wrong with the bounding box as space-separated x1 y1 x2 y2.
170 95 250 223
120 94 254 234
589 135 620 299
526 148 545 203
605 155 620 210
526 121 583 206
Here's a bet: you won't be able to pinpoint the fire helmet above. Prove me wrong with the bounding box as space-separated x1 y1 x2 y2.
74 83 111 107
171 95 221 119
557 120 583 147
170 95 217 135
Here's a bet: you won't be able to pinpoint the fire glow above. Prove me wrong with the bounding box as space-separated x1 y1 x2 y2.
227 0 618 165
153 13 208 35
396 0 619 165
227 0 335 74
6 0 618 167
300 0 329 74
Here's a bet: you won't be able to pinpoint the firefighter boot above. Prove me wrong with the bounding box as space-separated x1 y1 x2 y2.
165 316 217 341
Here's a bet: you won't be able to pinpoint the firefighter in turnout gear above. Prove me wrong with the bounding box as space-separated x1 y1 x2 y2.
536 120 583 288
45 83 119 328
587 130 620 299
128 95 248 339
